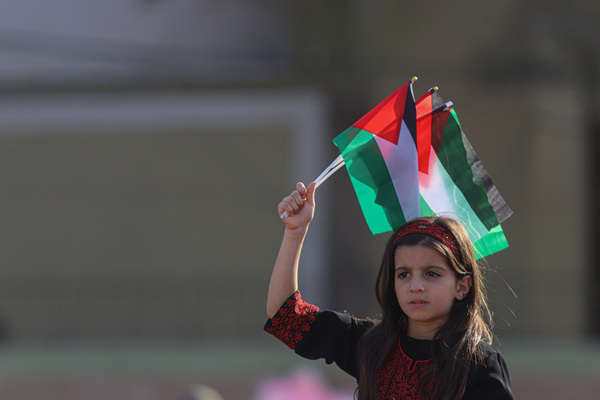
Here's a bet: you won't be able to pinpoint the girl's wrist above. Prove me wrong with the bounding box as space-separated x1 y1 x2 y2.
283 225 309 240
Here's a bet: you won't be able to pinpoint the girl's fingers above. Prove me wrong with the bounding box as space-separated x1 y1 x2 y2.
296 182 307 198
279 194 300 215
290 191 303 209
277 182 312 219
278 201 292 217
305 182 316 206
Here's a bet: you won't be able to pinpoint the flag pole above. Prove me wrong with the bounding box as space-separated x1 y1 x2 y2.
280 154 345 219
314 154 345 188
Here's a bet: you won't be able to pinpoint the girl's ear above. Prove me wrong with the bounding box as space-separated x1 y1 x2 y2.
455 275 473 300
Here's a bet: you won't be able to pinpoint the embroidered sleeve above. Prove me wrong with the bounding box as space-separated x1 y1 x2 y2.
264 291 319 350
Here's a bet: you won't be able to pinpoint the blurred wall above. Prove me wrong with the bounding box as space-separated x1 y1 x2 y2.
0 90 333 342
0 0 598 345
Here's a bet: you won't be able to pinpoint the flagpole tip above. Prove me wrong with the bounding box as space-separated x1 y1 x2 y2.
411 76 418 82
432 86 439 91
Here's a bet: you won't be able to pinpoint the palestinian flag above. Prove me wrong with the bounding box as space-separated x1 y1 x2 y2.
332 80 419 234
333 79 512 258
415 88 513 258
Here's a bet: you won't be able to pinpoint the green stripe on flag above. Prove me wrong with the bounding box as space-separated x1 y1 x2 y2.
473 224 509 259
334 127 407 234
438 109 500 230
419 195 436 217
421 192 508 259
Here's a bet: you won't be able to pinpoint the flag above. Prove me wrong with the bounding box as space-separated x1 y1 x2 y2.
333 79 512 258
332 79 419 235
415 89 513 258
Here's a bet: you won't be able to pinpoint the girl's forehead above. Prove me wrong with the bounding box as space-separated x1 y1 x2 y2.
393 244 450 269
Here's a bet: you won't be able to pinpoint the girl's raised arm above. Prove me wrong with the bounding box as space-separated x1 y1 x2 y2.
266 182 316 318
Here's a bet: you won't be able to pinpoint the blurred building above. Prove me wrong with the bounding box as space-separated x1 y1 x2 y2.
0 0 598 348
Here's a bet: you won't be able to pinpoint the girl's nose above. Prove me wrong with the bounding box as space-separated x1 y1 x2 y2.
409 277 425 292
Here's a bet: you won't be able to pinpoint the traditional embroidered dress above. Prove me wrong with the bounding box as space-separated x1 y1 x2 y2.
265 291 513 400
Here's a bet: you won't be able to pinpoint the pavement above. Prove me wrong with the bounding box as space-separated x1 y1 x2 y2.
0 338 598 400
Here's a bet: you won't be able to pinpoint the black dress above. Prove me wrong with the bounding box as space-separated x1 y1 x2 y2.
265 291 514 400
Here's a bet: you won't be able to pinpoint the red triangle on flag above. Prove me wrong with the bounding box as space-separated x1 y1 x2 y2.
351 84 410 145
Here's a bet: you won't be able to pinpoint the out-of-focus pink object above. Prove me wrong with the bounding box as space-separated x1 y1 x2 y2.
254 368 354 400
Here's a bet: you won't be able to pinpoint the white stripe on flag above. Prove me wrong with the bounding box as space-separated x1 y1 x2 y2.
419 146 488 242
374 120 420 221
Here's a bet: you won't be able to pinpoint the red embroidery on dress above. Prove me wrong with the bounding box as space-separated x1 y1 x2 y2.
377 337 433 400
265 291 319 350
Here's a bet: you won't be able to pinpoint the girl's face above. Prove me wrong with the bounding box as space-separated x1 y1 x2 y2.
394 244 471 340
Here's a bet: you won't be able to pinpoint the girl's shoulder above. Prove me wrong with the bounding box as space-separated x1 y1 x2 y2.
468 342 514 399
477 341 501 355
472 341 512 385
476 341 508 364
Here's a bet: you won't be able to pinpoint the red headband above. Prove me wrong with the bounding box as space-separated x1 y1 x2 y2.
394 221 460 259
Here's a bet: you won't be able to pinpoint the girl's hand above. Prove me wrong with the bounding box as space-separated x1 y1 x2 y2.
278 182 316 231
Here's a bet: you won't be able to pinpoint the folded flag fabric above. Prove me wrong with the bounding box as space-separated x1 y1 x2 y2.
415 87 513 258
332 79 512 258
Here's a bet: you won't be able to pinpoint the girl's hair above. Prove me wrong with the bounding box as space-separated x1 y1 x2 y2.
356 216 493 400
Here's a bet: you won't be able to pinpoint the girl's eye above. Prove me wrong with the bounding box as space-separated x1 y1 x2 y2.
397 271 409 279
426 271 441 278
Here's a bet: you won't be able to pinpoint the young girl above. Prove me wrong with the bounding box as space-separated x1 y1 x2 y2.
265 182 514 400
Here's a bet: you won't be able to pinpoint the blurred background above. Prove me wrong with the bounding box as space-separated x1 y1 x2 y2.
0 0 598 399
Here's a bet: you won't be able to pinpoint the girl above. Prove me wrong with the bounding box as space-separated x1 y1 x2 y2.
265 182 514 400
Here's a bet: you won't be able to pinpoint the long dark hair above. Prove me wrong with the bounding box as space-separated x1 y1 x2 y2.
356 216 493 400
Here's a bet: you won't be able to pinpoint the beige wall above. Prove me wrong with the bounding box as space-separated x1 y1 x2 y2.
0 91 331 342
